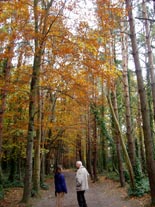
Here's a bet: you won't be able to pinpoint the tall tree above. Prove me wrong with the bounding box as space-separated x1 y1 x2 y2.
121 25 136 168
142 0 155 123
22 0 57 202
126 0 155 204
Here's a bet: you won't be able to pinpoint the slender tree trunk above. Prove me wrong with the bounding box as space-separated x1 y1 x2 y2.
101 83 107 170
86 106 92 178
107 93 135 188
137 101 146 173
121 27 135 167
33 88 42 195
76 135 82 161
142 0 155 123
18 157 22 182
126 0 155 204
100 129 107 171
146 67 154 142
45 92 57 172
22 0 41 202
40 94 45 184
22 53 41 202
92 108 98 182
111 89 125 187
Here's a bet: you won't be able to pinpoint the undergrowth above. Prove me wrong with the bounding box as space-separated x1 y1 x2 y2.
128 177 150 197
102 160 150 198
128 159 150 197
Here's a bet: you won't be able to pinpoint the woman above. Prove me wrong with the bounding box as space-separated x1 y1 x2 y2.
54 165 67 207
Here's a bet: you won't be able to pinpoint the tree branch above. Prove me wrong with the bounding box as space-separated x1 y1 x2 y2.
135 17 155 22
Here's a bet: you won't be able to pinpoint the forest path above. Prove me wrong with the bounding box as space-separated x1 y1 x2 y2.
32 170 148 207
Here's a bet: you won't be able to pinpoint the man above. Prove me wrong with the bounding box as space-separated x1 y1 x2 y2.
76 161 89 207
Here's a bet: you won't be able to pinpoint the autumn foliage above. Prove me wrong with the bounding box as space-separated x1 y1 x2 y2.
2 0 154 205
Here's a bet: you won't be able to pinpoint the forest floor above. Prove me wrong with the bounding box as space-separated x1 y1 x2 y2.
0 170 152 207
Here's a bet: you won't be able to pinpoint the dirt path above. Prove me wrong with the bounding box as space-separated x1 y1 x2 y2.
32 170 148 207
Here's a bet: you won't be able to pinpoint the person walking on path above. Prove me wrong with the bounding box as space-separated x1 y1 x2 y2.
76 161 89 207
54 165 67 207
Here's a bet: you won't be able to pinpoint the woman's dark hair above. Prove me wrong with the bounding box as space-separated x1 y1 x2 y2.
55 165 62 174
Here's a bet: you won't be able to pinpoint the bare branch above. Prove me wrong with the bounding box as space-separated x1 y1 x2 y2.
135 17 155 22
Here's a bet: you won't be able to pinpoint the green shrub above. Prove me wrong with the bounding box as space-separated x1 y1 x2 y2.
103 171 120 181
124 170 130 182
11 180 24 188
3 179 23 188
128 159 150 197
128 177 150 197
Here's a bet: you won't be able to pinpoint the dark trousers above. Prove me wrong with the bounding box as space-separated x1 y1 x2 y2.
77 191 87 207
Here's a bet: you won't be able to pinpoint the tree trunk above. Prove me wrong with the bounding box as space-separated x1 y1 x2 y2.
126 0 155 204
76 135 82 162
86 106 92 178
107 93 135 188
142 0 155 123
22 0 41 202
146 67 154 144
92 108 98 182
45 92 57 172
100 130 107 171
137 101 146 173
111 89 125 187
121 27 135 167
40 94 45 184
33 88 42 195
101 84 107 171
22 53 41 202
